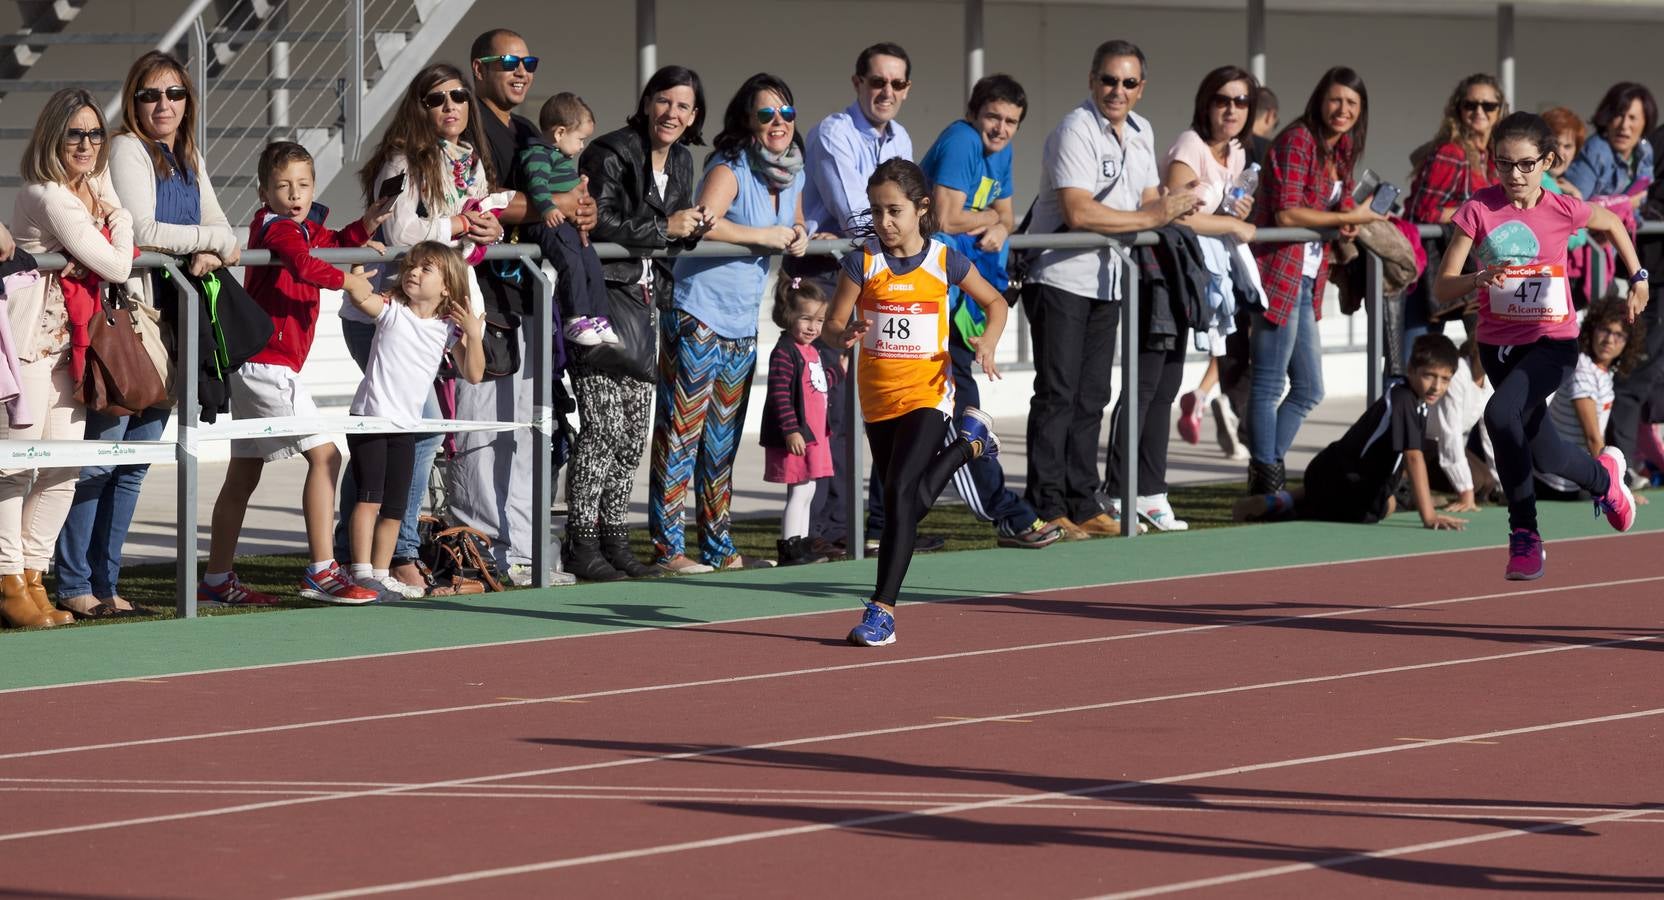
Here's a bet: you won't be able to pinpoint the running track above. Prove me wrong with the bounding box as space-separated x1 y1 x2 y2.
1 531 1661 897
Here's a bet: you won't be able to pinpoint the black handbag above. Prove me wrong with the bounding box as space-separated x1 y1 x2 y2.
480 308 522 377
575 281 657 383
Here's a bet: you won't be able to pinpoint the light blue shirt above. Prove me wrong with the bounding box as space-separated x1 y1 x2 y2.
1564 133 1653 199
673 150 804 339
800 102 913 236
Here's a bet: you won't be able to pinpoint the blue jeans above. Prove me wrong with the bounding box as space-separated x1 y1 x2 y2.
1249 277 1325 464
54 405 170 598
334 318 443 560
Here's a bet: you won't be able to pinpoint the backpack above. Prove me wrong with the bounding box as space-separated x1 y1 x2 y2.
417 514 507 593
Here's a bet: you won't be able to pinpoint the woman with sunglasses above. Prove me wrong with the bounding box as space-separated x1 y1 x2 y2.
1247 66 1383 495
642 73 809 577
45 52 232 619
344 61 506 594
2 89 134 627
1168 65 1261 473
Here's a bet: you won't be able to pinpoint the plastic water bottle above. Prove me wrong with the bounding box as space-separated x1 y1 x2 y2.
1225 163 1260 216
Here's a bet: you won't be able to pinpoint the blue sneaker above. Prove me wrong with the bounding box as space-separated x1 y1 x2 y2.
847 603 896 646
959 407 1000 460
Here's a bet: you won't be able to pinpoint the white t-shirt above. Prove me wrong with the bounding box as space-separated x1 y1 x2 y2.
1301 179 1344 278
1028 101 1159 301
640 168 674 286
350 299 460 426
1540 353 1614 492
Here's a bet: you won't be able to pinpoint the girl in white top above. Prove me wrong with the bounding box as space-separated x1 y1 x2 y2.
1168 66 1261 463
342 243 485 601
1539 299 1638 494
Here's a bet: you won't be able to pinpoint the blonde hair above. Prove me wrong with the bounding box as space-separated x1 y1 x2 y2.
21 88 108 185
397 241 470 308
117 51 201 180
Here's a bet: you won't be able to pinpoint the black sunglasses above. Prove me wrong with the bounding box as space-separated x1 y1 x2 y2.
476 54 539 73
1493 154 1548 174
62 128 106 146
1099 75 1143 91
422 88 471 109
133 86 189 104
1212 94 1250 110
756 105 796 124
862 76 910 92
1460 100 1501 114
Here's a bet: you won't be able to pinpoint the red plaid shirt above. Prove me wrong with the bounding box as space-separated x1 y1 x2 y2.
1407 142 1495 224
1253 126 1355 326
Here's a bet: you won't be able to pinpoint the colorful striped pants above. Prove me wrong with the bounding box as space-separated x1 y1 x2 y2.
648 310 757 566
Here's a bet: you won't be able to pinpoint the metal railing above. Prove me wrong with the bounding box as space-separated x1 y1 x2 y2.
15 221 1651 620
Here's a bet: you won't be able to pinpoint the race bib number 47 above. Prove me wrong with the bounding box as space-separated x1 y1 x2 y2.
1488 264 1569 323
864 299 940 359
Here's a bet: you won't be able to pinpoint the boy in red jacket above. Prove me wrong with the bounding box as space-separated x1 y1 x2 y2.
199 141 392 606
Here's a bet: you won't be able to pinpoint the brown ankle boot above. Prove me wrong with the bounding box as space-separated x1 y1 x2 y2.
23 570 74 625
1 573 55 628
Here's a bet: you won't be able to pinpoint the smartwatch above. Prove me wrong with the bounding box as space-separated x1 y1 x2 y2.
1630 269 1650 285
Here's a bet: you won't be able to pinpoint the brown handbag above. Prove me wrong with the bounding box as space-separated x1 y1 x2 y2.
75 284 170 417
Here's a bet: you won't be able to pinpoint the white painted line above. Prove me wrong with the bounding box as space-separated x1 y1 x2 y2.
4 575 1653 763
2 530 1652 697
279 707 1664 899
0 632 1653 847
1090 805 1664 898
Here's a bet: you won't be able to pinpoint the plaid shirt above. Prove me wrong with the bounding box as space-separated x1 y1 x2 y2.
1407 142 1494 224
1253 126 1355 326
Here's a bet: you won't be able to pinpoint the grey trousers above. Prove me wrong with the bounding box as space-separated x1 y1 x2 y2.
448 325 546 569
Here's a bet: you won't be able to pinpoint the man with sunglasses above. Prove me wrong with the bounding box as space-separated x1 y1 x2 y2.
1021 39 1200 540
449 27 595 586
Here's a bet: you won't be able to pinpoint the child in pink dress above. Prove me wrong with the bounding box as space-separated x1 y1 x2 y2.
762 278 837 566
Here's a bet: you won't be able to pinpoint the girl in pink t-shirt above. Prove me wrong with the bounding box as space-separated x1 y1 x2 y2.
1436 112 1650 581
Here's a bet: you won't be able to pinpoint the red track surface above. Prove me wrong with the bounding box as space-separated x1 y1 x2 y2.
1 535 1661 898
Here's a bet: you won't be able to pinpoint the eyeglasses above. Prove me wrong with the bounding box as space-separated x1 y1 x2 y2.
756 105 796 124
1595 327 1629 342
1099 75 1143 91
133 86 189 104
1212 94 1250 110
62 128 106 146
1460 99 1502 114
476 54 539 73
422 88 471 109
1493 154 1547 174
862 76 911 92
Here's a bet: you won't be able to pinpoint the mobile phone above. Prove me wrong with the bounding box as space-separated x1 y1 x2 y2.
1369 182 1401 216
378 172 406 200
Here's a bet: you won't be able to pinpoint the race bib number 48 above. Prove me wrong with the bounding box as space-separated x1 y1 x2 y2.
1488 264 1569 323
863 299 940 359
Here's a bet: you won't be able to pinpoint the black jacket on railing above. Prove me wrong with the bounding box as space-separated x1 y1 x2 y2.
578 124 700 291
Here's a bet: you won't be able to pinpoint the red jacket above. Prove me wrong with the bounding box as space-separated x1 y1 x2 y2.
245 203 370 371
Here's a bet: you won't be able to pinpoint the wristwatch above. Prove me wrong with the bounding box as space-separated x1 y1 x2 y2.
1629 268 1649 285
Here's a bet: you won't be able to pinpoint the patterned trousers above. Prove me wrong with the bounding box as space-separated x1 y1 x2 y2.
648 310 757 565
568 364 653 529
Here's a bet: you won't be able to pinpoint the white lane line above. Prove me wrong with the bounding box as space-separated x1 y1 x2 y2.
1090 805 1664 899
0 632 1653 846
3 530 1651 697
5 574 1654 763
280 707 1664 899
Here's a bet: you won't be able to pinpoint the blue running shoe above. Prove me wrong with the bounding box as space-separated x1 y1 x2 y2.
959 407 1000 460
847 603 896 646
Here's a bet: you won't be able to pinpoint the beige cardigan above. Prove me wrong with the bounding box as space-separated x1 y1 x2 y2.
8 170 135 362
108 134 236 304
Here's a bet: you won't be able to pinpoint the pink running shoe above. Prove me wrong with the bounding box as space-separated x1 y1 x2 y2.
1595 447 1637 532
298 562 380 606
1177 390 1203 445
1505 529 1545 581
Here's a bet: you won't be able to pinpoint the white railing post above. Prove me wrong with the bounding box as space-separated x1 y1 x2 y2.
845 346 865 562
964 0 984 103
1118 247 1138 539
1365 249 1384 405
344 0 364 163
160 260 201 619
523 259 556 587
636 0 657 97
269 41 291 132
190 19 208 154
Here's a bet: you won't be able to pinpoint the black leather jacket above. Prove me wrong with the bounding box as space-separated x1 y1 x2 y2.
579 124 700 288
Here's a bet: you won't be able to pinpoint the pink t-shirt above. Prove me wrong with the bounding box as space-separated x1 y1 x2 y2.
1163 129 1246 214
1451 185 1592 346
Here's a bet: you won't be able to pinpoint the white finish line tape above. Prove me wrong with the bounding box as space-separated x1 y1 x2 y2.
0 417 529 469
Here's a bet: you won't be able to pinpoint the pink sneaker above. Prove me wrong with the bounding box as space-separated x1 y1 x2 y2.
1505 529 1545 581
1595 447 1636 532
1177 391 1203 445
197 573 280 607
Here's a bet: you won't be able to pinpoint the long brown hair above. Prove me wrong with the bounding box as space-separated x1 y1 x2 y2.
117 51 201 180
1412 73 1506 178
359 63 471 213
1282 66 1368 178
395 241 471 311
21 88 108 185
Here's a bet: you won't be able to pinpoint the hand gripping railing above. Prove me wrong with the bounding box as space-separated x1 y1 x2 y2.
15 221 1654 617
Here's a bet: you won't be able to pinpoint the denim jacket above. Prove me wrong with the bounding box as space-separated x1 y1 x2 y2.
1564 134 1653 200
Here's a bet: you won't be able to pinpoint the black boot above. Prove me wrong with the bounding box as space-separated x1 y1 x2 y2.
1246 460 1287 495
776 536 828 567
599 524 658 578
564 525 625 582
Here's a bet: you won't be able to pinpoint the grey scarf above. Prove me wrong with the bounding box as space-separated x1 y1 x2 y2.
746 141 804 191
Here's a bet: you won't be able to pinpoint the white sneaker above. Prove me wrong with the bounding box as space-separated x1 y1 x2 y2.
591 317 622 345
1211 396 1248 461
506 564 579 587
378 575 426 600
1103 499 1151 534
563 317 603 347
1136 493 1189 532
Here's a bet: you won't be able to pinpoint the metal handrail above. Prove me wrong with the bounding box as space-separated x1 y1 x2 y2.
20 220 1655 620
